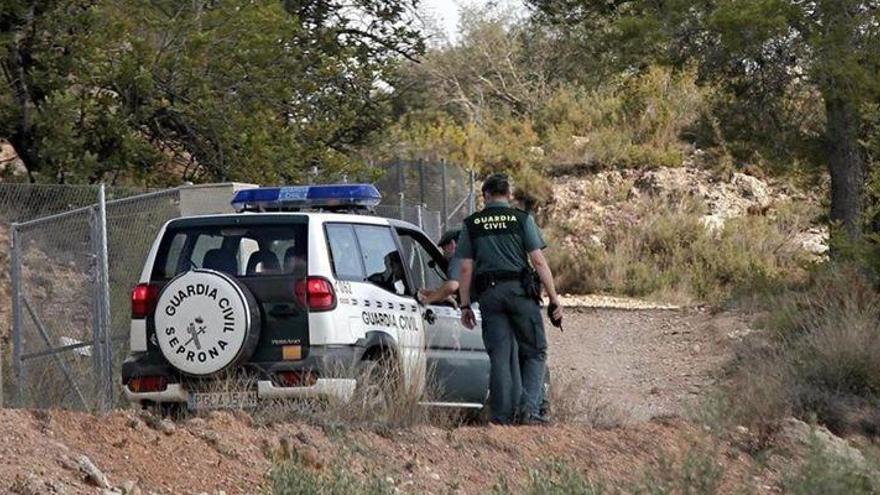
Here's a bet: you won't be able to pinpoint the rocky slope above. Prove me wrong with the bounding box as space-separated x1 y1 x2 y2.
544 167 826 257
0 408 779 495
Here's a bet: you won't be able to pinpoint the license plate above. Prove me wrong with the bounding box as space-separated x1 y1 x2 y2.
187 391 258 411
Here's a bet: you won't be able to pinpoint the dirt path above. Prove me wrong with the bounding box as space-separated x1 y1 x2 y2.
549 306 742 421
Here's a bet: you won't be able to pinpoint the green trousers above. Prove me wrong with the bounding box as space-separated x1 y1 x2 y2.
478 280 547 423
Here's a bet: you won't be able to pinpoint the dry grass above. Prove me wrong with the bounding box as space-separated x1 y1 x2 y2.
715 264 880 437
245 360 466 431
548 197 815 305
492 445 727 495
546 377 628 429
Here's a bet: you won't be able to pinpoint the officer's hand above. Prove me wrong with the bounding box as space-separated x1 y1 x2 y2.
461 307 476 330
417 289 429 305
548 300 563 330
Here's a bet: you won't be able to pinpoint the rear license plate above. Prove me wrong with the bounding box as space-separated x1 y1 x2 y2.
187 391 258 411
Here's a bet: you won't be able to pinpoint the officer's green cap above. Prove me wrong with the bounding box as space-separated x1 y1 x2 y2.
438 229 460 247
481 173 510 194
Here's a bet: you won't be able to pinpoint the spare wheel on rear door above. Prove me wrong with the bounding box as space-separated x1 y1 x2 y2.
154 269 261 376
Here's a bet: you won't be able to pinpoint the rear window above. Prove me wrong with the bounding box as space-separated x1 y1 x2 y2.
151 221 308 281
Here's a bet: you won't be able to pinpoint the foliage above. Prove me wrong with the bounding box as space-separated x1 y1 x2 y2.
269 462 392 495
527 0 880 241
547 198 815 304
785 435 880 495
723 264 880 436
375 32 713 201
495 447 727 495
0 0 423 185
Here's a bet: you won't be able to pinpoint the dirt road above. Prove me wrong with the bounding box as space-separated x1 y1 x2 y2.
549 306 741 421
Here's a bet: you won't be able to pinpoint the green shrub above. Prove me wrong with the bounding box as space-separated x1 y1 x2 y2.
268 462 392 495
521 463 607 495
548 198 813 304
631 447 725 495
784 435 879 495
723 265 880 436
504 447 726 495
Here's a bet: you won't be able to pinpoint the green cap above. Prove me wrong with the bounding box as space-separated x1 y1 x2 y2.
481 173 510 194
438 229 461 247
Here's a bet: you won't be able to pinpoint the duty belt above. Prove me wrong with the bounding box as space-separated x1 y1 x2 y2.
474 270 521 296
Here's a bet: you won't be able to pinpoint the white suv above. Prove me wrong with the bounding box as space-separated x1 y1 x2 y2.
121 184 492 412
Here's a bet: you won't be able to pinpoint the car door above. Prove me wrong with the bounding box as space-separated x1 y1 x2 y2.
340 223 426 393
395 227 489 406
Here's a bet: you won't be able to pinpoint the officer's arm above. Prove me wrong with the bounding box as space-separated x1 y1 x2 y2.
421 280 460 305
458 259 474 307
528 249 560 304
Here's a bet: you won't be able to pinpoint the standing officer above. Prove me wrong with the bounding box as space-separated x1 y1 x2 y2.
457 173 563 425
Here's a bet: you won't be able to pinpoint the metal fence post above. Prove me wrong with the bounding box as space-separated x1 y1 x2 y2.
418 159 425 206
10 224 24 406
441 159 448 231
89 206 104 410
468 168 476 214
396 160 406 221
96 184 113 410
416 203 423 231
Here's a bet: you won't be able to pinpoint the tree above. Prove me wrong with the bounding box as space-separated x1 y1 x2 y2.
0 0 423 185
528 0 880 243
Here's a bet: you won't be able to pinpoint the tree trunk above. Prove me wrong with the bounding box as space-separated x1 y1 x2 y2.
825 94 865 246
3 4 38 180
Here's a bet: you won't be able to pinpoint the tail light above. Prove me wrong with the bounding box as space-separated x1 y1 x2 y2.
274 370 317 388
128 375 168 393
131 283 159 319
294 277 336 312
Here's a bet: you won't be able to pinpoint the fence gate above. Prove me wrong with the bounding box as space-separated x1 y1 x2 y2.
9 186 183 410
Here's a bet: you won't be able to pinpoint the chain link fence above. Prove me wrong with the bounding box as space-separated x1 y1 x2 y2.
2 184 255 410
374 160 476 241
0 183 158 407
7 188 182 409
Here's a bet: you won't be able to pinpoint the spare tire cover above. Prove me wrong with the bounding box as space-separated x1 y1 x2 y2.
154 269 260 376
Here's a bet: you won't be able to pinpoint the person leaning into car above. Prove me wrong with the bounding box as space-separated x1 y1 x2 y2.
417 229 462 306
457 173 563 425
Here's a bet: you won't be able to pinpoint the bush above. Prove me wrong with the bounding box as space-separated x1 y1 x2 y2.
547 198 813 304
500 447 726 495
538 66 708 172
784 434 879 495
269 462 392 495
723 264 880 436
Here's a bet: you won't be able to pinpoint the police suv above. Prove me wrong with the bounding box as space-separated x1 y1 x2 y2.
122 184 491 412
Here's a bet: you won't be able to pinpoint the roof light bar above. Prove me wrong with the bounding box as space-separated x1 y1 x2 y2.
232 184 381 212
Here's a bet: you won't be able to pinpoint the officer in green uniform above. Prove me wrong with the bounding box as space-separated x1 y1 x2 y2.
457 174 563 425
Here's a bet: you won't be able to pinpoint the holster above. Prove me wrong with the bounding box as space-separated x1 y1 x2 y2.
521 268 542 304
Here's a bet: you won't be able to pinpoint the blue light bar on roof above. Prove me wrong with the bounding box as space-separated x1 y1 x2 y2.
231 184 382 212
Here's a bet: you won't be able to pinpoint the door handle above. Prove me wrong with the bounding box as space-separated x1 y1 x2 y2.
423 308 437 325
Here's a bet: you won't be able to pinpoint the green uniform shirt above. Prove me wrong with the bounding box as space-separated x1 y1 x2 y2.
456 201 546 275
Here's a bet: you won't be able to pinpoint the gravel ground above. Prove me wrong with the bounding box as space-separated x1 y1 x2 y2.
547 306 743 422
